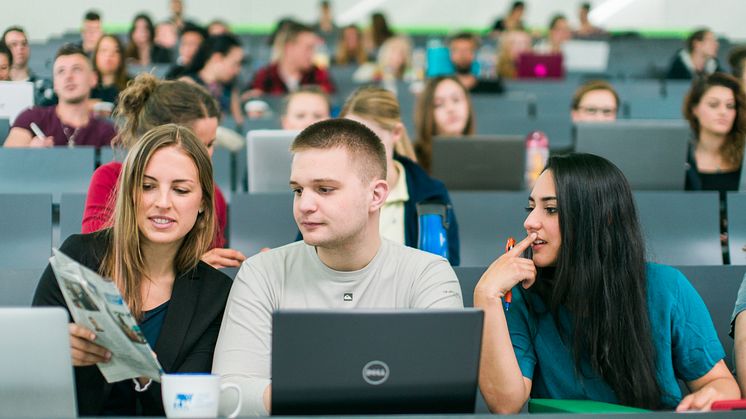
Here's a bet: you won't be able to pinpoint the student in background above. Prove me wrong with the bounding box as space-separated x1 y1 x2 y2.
496 30 533 79
334 24 367 66
574 2 606 38
247 21 335 96
312 0 339 47
341 86 460 265
33 124 233 416
2 26 35 82
212 119 463 416
4 44 115 147
448 32 504 94
79 10 103 56
125 14 173 66
280 86 331 130
181 34 245 125
154 20 179 51
91 35 130 106
354 35 413 83
683 72 745 192
82 74 246 269
0 42 12 81
728 45 746 90
534 14 572 55
732 273 746 396
475 153 740 413
364 11 394 57
491 1 526 36
570 80 620 122
207 19 231 36
414 76 475 172
165 23 208 80
667 28 723 80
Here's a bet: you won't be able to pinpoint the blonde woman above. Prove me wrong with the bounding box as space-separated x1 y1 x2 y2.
33 124 233 416
341 86 460 265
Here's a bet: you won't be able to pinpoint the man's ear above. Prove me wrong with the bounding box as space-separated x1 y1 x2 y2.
369 178 389 213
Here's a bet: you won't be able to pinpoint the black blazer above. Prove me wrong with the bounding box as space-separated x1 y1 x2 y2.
32 231 233 416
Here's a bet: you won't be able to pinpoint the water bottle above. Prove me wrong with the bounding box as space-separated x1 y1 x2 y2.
417 202 449 259
412 47 426 81
477 44 496 79
313 42 330 69
525 131 549 189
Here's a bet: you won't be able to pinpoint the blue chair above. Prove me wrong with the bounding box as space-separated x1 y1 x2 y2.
727 192 746 265
450 191 529 267
0 148 96 202
635 191 723 265
0 194 52 269
212 147 234 199
228 193 298 256
59 193 87 246
678 265 746 370
0 269 45 306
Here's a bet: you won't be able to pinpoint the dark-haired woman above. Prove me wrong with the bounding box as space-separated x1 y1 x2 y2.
125 14 173 66
91 35 130 106
684 72 745 193
474 153 739 413
180 34 244 126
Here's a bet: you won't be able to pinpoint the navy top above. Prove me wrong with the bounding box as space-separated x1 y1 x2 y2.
141 301 170 347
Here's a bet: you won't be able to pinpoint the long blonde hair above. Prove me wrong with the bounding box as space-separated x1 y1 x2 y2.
340 86 417 161
100 124 216 319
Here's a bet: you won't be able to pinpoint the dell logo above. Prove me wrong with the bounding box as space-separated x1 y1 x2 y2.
362 360 389 385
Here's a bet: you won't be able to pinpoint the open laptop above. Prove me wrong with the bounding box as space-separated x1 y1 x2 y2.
575 120 690 190
0 81 34 124
516 53 564 79
246 129 299 193
432 135 526 190
561 40 610 73
0 307 77 418
271 309 483 415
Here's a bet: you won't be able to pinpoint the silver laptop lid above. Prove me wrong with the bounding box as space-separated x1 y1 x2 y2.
247 130 299 193
0 81 34 124
575 120 690 190
0 307 77 418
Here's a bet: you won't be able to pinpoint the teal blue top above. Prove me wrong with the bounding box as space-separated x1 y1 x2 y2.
507 263 725 409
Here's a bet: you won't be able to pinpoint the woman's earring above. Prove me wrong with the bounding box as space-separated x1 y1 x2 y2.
198 208 204 214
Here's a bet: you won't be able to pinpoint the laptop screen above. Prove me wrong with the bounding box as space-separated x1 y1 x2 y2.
0 307 77 418
271 309 483 415
516 53 564 79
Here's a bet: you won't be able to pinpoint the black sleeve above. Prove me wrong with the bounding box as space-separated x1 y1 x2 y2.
32 234 91 313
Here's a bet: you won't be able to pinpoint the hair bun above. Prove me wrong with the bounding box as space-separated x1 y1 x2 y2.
117 73 158 116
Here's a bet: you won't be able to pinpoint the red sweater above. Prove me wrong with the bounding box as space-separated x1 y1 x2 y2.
81 162 227 248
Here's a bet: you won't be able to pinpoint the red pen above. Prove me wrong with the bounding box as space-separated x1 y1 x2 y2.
504 237 515 311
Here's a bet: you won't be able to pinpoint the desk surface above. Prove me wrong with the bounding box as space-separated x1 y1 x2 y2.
86 412 745 419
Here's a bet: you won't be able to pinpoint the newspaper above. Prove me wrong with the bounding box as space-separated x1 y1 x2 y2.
49 248 163 383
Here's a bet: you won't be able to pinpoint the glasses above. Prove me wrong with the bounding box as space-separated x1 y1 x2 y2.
578 106 617 117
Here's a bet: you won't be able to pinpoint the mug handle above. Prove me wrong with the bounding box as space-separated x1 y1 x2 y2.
220 382 242 419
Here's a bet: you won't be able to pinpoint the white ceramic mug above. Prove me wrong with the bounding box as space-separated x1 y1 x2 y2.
161 373 242 418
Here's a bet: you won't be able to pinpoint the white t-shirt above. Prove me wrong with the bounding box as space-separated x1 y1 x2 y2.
212 239 463 416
